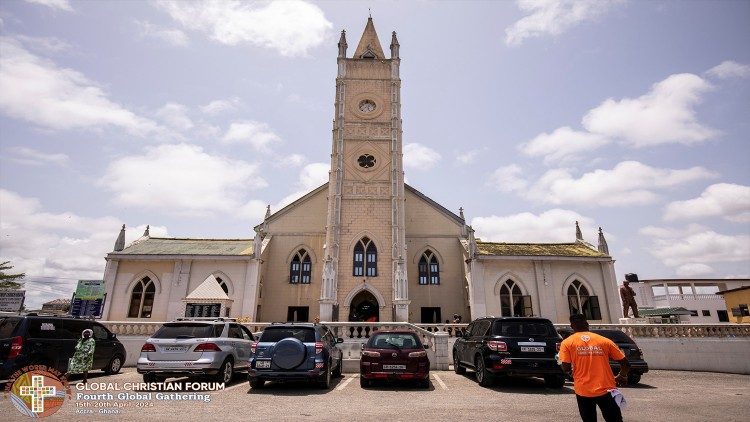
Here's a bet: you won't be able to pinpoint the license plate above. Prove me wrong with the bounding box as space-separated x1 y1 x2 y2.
382 365 406 370
256 360 271 369
162 346 188 353
521 346 545 352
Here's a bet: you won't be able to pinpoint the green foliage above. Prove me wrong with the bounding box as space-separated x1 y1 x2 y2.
0 261 25 290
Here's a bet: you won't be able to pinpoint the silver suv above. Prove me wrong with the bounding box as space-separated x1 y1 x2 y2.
137 318 255 383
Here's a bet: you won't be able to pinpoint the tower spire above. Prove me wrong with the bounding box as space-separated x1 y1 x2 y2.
575 221 583 241
353 17 385 59
114 224 125 251
598 227 609 255
337 30 347 58
390 31 400 59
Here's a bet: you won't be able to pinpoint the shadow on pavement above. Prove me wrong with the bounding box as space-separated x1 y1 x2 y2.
361 379 434 392
246 377 344 396
459 372 575 395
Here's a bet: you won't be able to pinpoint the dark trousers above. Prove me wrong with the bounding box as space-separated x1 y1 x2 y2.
623 301 639 318
576 393 623 422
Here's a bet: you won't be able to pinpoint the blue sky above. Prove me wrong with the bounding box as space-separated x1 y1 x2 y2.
1 0 748 308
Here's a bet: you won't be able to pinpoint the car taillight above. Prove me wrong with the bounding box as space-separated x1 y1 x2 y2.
315 341 323 354
251 341 258 354
362 351 380 357
141 343 156 353
408 351 427 358
556 342 561 352
486 341 507 352
8 336 23 359
194 343 222 352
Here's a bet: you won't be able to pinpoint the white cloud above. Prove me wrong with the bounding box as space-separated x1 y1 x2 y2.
0 189 167 308
0 37 160 136
222 120 281 151
706 60 750 80
519 126 610 165
505 0 620 46
403 143 442 171
456 149 480 165
136 20 189 47
7 146 69 166
499 161 717 206
23 0 73 12
201 97 241 115
156 0 332 57
100 144 267 216
582 73 717 148
156 102 194 131
642 226 750 268
14 35 72 54
488 164 528 193
675 263 714 277
472 209 598 243
664 183 750 223
274 162 329 210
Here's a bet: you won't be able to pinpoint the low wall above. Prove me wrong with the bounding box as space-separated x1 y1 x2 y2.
635 338 750 374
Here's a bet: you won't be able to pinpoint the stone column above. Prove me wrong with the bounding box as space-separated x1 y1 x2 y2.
240 259 260 320
166 260 191 320
101 259 119 320
468 259 487 319
433 331 450 370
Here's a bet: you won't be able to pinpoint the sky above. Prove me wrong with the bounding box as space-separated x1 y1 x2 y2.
0 0 748 309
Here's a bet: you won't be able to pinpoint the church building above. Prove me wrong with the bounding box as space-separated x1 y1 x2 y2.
101 19 621 324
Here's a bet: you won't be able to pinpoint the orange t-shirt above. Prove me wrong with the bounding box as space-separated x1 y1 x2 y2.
559 331 625 397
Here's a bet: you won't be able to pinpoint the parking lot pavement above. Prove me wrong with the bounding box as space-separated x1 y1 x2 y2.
2 369 748 421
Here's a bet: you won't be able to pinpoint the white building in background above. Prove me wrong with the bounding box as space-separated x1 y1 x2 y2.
632 278 750 323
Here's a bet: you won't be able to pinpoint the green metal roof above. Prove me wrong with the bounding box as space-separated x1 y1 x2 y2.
115 237 253 256
476 241 607 258
638 307 693 316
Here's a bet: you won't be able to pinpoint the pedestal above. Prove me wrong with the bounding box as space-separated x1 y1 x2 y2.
393 299 410 322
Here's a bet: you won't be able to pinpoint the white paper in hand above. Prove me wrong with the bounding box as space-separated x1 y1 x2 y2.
609 388 627 410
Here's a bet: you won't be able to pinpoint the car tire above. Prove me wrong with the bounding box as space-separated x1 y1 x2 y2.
418 378 430 389
317 363 332 389
628 374 641 385
544 375 566 389
360 377 370 388
214 359 234 384
453 352 466 375
475 356 493 387
142 373 163 383
332 359 342 378
104 355 123 375
249 378 264 389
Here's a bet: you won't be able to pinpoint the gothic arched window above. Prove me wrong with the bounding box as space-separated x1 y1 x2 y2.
567 279 602 320
290 250 312 284
128 277 155 318
215 276 229 295
418 250 440 285
499 279 532 316
353 237 377 277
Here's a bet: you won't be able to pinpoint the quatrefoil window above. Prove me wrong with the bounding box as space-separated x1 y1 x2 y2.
357 154 376 169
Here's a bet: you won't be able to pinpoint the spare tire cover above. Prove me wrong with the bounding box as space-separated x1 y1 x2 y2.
272 337 307 369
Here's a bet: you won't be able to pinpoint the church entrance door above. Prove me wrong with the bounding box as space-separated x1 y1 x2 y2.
348 290 379 322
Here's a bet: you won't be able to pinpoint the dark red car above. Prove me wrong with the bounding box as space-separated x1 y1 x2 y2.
359 330 430 388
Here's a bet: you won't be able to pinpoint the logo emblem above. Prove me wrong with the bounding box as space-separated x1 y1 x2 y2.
581 335 591 342
529 338 534 342
3 365 70 418
392 353 397 357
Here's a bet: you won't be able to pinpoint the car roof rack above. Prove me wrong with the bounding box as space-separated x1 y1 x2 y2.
172 317 236 322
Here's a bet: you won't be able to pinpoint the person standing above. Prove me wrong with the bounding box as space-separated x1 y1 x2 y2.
66 329 96 383
559 314 630 422
620 280 639 318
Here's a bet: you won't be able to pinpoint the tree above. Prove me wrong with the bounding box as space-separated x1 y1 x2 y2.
0 261 25 290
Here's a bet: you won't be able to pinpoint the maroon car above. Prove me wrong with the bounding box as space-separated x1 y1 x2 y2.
359 330 430 388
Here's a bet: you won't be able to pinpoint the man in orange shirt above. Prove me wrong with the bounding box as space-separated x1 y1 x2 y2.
559 314 630 422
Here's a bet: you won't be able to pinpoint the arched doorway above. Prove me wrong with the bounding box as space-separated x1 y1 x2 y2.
348 290 379 322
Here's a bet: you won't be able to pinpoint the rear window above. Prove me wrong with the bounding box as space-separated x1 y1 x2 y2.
492 321 554 337
153 323 223 339
593 330 636 344
368 333 421 349
260 327 316 343
0 317 21 338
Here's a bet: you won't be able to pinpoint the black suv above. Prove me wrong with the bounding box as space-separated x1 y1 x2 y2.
248 323 344 389
592 329 648 385
0 315 126 382
453 317 566 388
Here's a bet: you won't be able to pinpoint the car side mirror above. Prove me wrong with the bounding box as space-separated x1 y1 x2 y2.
336 338 344 344
423 344 429 350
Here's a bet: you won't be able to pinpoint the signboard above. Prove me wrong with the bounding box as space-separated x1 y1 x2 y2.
185 303 221 318
0 290 25 312
74 280 105 300
70 298 104 317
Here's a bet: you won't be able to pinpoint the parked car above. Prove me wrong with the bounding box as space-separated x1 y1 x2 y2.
453 317 566 388
247 323 343 389
0 315 126 383
360 330 430 388
137 318 255 383
592 329 648 385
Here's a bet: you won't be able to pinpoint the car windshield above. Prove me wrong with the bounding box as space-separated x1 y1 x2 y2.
593 330 636 344
492 321 553 337
153 323 221 339
260 327 316 343
0 317 21 338
368 333 420 349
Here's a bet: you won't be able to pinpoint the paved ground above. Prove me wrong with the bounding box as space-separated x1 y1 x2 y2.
2 368 748 421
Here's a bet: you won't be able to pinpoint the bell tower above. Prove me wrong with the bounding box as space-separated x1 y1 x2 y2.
320 18 409 322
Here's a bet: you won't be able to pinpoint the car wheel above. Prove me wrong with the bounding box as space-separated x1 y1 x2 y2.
418 378 430 389
214 359 234 384
628 374 641 385
475 356 493 387
332 359 342 378
104 355 123 375
360 376 370 388
249 378 264 389
453 352 466 374
317 363 332 389
544 375 566 389
143 373 162 383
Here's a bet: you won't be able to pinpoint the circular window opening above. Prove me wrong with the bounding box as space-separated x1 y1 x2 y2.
358 99 376 113
357 154 376 168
